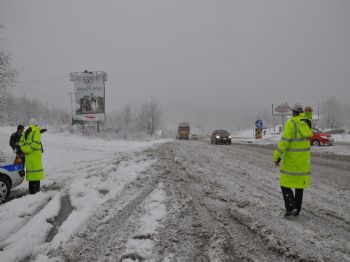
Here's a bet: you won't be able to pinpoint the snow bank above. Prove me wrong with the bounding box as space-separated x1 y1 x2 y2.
0 126 167 261
234 127 350 156
234 128 280 145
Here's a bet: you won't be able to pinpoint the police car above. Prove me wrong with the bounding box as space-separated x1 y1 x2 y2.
0 151 25 204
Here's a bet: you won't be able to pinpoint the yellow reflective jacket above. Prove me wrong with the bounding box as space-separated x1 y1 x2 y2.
273 114 312 188
19 125 44 181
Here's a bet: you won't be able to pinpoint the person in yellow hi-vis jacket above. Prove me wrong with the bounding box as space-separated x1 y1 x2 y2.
19 118 44 194
273 103 313 217
303 106 315 130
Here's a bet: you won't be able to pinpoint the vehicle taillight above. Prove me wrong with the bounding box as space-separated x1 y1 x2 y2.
14 155 22 164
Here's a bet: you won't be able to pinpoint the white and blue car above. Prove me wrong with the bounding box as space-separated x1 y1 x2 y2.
0 151 25 204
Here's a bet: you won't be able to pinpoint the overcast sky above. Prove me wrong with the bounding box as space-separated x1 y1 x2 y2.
1 0 349 130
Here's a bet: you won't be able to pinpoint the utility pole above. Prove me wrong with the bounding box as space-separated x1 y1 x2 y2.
317 103 320 128
68 92 74 114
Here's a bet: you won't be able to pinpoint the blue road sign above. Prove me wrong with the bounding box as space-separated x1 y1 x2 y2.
255 119 263 129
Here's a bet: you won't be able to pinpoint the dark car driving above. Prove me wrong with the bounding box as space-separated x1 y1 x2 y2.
211 129 231 145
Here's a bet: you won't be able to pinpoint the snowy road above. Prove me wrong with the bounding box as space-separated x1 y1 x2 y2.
51 140 350 262
1 132 349 262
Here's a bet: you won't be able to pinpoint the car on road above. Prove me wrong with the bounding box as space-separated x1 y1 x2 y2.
211 130 231 145
0 151 25 204
191 133 199 140
311 129 334 146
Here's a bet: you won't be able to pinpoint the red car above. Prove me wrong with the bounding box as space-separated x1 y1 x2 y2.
311 129 334 146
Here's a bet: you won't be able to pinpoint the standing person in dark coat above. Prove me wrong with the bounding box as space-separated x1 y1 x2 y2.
9 125 25 151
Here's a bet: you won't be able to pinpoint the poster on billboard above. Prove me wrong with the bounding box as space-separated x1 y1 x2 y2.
70 71 107 122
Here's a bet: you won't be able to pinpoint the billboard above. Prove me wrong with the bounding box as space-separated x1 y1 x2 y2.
272 103 292 116
70 71 107 122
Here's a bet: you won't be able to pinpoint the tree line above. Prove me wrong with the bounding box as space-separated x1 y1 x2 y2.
105 100 162 138
1 29 162 136
0 93 70 128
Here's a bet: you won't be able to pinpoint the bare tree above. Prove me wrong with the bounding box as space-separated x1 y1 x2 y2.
136 99 162 136
121 104 132 130
0 28 18 122
320 97 343 129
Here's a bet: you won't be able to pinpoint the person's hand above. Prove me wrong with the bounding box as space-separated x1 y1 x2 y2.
274 158 281 167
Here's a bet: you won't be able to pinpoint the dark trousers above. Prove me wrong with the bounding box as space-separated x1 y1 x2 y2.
281 186 304 212
29 181 40 194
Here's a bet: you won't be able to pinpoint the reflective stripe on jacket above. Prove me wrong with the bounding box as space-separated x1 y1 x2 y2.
20 125 44 181
273 114 312 188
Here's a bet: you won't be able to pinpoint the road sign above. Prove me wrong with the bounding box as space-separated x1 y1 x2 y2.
255 128 262 139
255 119 263 129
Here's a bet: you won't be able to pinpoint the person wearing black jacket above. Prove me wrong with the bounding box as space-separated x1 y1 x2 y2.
9 125 25 151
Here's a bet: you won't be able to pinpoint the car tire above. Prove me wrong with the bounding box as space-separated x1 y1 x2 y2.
0 175 11 204
312 140 320 146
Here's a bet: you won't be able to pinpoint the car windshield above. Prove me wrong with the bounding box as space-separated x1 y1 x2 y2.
213 130 228 135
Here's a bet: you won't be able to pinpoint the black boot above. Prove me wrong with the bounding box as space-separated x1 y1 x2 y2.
29 181 40 194
281 187 295 217
292 209 300 216
293 189 303 216
284 211 293 217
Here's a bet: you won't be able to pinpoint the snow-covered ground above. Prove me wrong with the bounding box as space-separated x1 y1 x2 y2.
1 126 349 261
234 128 350 156
0 126 168 262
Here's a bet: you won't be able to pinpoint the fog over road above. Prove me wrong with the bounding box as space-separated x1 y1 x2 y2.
51 140 350 262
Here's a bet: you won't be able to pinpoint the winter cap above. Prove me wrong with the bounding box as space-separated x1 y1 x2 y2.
291 103 303 113
29 118 38 126
304 106 313 112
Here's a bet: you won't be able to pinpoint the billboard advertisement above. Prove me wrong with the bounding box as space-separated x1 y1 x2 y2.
272 103 292 116
70 71 107 122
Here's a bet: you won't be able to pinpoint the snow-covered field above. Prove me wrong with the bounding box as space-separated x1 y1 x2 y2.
0 127 168 262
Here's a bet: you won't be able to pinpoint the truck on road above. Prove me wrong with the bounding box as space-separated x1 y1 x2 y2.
177 122 190 140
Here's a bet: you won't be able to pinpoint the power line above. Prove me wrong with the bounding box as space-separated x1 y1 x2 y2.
20 75 69 84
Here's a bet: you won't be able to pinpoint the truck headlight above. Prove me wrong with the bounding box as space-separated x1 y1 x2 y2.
228 135 232 139
216 135 220 139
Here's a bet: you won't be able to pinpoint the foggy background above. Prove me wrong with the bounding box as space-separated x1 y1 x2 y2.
1 0 349 131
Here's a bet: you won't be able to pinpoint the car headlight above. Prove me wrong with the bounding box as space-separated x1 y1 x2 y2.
320 135 329 140
216 135 220 139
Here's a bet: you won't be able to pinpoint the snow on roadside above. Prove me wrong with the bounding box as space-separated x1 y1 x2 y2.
333 133 350 142
121 183 166 262
235 128 350 156
0 192 55 242
311 145 350 156
233 128 280 145
0 126 168 261
0 192 61 262
49 157 158 250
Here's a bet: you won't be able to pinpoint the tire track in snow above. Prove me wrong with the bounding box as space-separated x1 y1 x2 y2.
48 148 164 261
155 143 291 262
157 142 350 261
